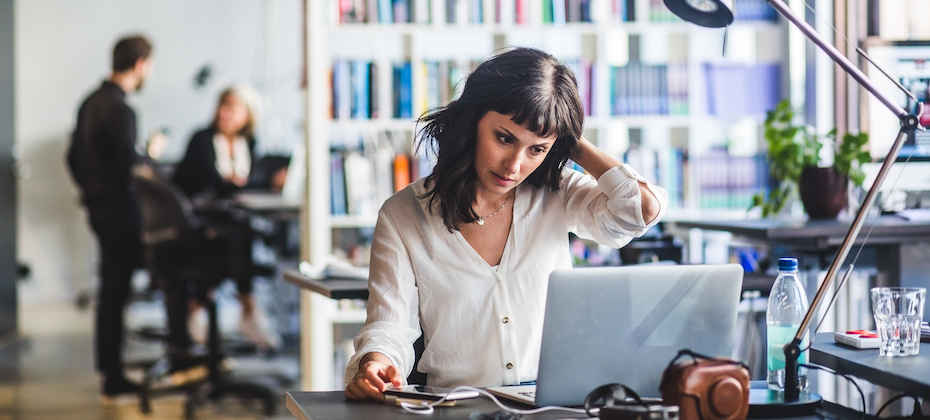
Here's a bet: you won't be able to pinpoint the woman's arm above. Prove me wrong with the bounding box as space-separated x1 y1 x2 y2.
570 137 662 224
343 194 422 397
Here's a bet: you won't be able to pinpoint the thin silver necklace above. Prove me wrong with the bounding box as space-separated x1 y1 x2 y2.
476 193 510 226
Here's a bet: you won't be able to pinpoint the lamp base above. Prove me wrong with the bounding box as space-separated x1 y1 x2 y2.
747 388 822 418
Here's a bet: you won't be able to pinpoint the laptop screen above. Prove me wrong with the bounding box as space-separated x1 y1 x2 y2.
533 263 744 406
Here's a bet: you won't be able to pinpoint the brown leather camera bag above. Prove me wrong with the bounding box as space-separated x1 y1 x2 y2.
659 350 750 420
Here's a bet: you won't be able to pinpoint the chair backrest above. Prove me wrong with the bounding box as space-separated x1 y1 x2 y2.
132 164 199 246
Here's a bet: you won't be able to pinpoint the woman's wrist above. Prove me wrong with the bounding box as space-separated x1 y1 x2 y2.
572 137 621 180
358 352 392 370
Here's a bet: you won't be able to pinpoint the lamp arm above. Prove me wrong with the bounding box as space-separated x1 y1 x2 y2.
783 126 913 401
765 0 908 119
794 126 912 346
763 0 923 401
765 0 923 344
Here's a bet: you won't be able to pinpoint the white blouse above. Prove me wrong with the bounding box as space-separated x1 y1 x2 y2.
345 166 669 388
213 133 251 181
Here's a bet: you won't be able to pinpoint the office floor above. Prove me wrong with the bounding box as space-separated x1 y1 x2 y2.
0 288 300 420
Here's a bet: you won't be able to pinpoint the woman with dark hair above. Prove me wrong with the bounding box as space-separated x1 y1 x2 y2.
344 47 667 399
172 85 282 350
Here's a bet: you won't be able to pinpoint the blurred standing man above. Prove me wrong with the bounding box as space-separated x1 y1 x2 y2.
66 35 153 399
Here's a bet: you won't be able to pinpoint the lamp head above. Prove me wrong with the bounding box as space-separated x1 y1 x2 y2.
663 0 734 28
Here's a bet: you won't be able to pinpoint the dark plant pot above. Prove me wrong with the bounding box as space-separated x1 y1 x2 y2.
798 166 848 219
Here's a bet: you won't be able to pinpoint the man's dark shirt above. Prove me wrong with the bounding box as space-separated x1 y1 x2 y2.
67 81 139 207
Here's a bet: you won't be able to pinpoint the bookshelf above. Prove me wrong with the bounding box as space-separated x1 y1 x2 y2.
300 0 791 390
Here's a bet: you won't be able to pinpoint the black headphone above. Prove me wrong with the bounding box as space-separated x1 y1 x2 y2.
584 383 680 420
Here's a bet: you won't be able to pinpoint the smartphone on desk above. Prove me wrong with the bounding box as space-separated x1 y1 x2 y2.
383 385 479 401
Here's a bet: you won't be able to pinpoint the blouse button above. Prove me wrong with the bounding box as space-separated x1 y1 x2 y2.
502 317 510 324
506 362 514 369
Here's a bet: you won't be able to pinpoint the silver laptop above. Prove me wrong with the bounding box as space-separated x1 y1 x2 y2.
488 263 744 407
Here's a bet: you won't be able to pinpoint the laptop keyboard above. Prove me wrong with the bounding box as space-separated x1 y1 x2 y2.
518 391 536 398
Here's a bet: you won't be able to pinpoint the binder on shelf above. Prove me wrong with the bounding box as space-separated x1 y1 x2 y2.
393 62 413 119
344 151 377 216
369 62 380 119
350 60 370 119
362 0 376 23
379 0 394 23
542 0 554 23
393 154 411 192
468 0 482 24
332 59 353 119
394 0 411 23
515 0 527 24
330 151 348 215
552 0 566 24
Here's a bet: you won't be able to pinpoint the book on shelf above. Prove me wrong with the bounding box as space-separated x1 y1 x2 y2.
351 60 370 119
332 59 352 119
330 151 348 215
393 62 413 119
663 147 688 209
393 153 411 192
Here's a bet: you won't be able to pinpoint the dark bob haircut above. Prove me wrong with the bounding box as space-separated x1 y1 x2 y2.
416 47 584 232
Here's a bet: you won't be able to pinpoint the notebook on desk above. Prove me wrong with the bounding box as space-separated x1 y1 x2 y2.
487 263 744 407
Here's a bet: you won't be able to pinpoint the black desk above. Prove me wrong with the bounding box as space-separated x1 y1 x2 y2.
285 390 866 420
810 332 930 398
283 269 368 300
672 217 930 250
671 216 930 289
233 191 301 216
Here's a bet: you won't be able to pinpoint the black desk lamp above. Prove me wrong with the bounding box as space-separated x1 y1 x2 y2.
662 0 923 416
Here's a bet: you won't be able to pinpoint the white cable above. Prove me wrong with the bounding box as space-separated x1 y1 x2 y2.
397 386 592 416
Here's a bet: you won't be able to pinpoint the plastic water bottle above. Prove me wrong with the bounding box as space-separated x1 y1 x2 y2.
766 257 810 392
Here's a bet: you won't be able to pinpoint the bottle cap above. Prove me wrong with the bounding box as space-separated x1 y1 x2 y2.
778 257 798 271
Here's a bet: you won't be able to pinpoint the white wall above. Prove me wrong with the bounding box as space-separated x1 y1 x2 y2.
15 0 304 305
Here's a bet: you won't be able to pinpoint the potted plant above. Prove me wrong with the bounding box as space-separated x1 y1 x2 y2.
751 99 871 219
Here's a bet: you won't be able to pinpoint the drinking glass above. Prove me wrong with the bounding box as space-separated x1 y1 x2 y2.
871 287 926 357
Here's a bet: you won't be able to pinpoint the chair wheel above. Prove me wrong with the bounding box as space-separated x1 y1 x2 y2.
264 398 276 415
184 400 196 420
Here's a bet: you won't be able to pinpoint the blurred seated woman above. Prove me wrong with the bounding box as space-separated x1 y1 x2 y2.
172 84 283 350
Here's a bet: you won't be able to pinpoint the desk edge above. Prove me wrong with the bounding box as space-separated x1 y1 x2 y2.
286 392 313 420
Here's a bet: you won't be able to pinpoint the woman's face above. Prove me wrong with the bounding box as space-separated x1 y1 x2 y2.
216 93 250 137
473 110 557 196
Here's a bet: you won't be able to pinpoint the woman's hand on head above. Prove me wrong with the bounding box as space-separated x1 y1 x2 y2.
344 355 403 400
571 136 622 180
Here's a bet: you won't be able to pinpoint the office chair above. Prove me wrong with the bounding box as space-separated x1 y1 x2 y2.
132 163 276 419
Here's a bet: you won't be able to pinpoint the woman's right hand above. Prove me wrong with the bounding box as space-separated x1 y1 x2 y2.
344 353 403 400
